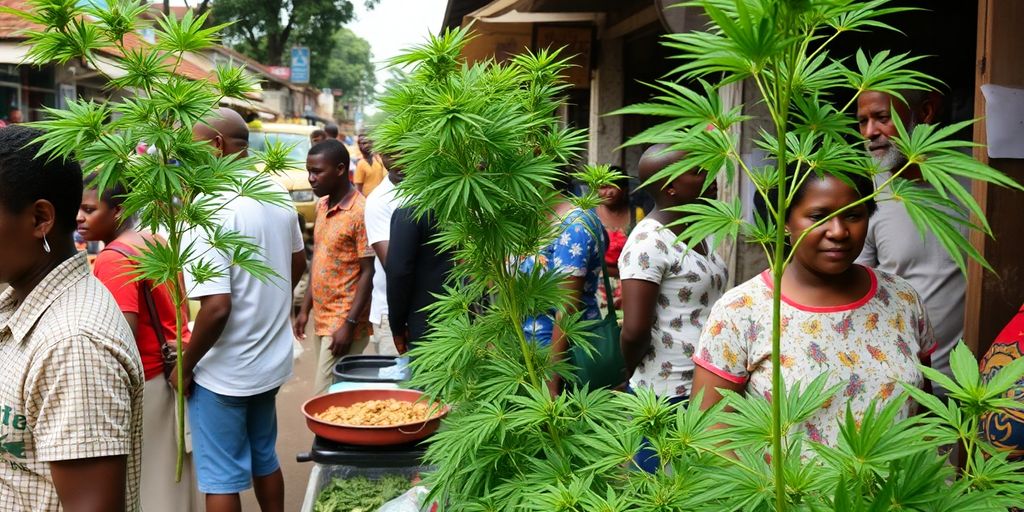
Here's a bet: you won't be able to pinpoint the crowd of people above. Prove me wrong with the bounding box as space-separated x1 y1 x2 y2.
0 86 1021 512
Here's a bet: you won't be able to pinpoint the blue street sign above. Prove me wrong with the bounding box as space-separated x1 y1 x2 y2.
290 47 310 84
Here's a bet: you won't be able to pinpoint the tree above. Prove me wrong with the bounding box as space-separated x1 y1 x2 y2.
614 0 1024 509
209 0 377 68
317 28 376 107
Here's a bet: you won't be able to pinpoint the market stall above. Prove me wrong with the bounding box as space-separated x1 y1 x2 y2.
298 356 441 512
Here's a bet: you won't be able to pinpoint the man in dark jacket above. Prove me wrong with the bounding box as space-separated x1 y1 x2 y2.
385 207 454 352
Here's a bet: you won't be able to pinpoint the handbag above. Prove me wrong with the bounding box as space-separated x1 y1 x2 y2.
107 245 178 380
568 246 626 390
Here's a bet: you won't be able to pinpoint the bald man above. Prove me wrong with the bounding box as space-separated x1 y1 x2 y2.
176 108 305 512
617 145 727 472
191 107 250 156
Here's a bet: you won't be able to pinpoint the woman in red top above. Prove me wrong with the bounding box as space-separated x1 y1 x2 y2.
77 174 197 512
595 169 644 312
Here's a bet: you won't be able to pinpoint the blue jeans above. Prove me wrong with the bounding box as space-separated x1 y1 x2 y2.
187 384 281 494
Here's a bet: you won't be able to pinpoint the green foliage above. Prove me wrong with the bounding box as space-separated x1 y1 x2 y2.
209 0 377 74
317 28 376 108
11 0 296 480
313 474 411 512
368 1 1024 511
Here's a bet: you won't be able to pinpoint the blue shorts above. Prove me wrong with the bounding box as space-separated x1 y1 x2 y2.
188 384 281 494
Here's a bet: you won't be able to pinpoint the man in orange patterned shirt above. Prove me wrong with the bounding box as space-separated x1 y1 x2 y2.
294 139 375 394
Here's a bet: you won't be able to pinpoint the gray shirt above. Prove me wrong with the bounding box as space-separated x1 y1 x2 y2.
856 176 967 385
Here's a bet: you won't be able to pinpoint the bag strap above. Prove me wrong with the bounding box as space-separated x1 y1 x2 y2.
598 230 616 321
105 245 168 348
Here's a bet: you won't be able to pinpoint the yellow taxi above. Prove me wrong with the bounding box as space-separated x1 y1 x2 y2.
248 122 318 232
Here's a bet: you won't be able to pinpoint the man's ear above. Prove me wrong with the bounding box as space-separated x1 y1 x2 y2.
918 92 944 125
213 134 226 156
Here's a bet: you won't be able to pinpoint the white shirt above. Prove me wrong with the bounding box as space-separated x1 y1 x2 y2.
184 183 304 396
619 218 728 398
364 176 400 324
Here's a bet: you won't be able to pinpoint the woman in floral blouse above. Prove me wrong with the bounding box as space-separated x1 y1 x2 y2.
521 170 606 393
692 173 935 446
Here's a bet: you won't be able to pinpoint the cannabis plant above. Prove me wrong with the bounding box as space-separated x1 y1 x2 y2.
8 0 293 478
372 26 633 508
374 3 1024 511
611 0 1024 509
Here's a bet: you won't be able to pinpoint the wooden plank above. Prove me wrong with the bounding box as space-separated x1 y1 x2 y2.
603 5 658 40
966 0 1024 356
965 0 991 355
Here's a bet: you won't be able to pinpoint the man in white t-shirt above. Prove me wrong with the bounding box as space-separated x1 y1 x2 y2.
855 90 965 395
363 154 404 356
176 108 307 512
619 144 728 404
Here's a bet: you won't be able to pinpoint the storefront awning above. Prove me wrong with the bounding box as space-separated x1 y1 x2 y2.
220 95 282 118
478 10 600 24
0 44 29 65
88 56 128 80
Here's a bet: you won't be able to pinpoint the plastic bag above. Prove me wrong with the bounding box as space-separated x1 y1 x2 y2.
376 485 430 512
378 356 411 381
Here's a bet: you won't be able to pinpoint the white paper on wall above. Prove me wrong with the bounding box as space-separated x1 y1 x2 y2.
981 84 1024 159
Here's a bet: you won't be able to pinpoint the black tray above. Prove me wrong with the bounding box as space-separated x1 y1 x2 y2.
332 355 405 384
297 435 428 467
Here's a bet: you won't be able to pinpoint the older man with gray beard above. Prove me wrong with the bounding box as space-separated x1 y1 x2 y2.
855 90 966 397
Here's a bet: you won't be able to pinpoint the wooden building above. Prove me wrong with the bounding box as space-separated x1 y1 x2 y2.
443 0 1024 358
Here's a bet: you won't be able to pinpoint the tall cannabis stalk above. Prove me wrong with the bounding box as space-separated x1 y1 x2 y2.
614 0 1023 509
7 0 293 479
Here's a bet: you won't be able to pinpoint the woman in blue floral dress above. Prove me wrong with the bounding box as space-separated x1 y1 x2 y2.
521 174 607 392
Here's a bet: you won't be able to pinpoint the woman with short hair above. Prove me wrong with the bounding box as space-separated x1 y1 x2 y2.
0 125 144 511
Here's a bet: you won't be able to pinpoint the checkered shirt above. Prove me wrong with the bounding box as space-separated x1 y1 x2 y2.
0 252 143 511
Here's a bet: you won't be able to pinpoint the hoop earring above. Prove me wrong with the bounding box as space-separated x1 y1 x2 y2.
43 235 51 254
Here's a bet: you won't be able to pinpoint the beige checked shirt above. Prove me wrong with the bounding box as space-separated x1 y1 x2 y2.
0 253 143 511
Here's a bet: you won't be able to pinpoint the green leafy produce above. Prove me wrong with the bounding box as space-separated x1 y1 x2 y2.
314 475 410 512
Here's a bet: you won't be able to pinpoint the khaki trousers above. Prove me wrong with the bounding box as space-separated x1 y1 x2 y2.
314 333 371 395
141 377 200 512
372 315 401 356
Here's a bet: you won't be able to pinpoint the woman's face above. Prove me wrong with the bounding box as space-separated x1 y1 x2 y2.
76 190 119 243
786 176 869 276
599 184 626 207
669 169 716 205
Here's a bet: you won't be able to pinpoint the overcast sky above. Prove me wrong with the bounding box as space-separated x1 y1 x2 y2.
352 0 448 102
171 0 449 107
